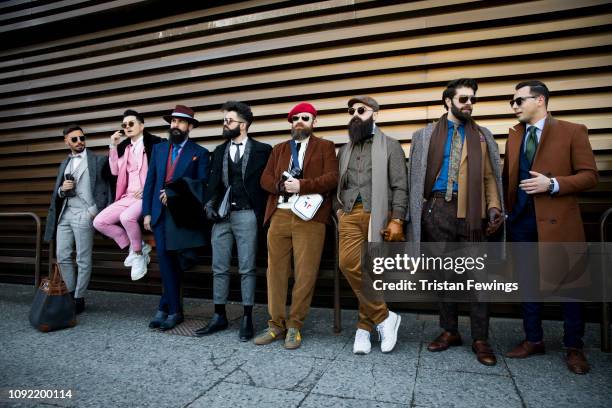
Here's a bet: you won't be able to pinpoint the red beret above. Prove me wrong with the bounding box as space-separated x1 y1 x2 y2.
287 102 317 123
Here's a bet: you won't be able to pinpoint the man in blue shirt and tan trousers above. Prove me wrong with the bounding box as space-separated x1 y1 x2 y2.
407 78 504 366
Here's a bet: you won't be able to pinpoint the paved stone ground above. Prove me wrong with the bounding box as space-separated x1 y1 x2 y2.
1 282 611 408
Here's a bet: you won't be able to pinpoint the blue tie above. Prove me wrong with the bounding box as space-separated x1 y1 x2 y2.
171 144 181 164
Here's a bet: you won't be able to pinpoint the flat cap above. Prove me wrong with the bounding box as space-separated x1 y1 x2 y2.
347 96 379 112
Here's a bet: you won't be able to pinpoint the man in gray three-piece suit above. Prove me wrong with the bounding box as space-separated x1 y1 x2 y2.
44 124 111 314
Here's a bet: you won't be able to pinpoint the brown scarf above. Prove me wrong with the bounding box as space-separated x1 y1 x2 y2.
423 113 483 241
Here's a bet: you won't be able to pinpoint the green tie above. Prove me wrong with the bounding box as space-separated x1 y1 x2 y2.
445 125 462 202
525 126 538 165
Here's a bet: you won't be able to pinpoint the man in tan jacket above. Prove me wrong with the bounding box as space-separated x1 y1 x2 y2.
257 102 338 350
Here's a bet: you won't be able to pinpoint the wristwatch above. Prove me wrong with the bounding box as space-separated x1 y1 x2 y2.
548 177 555 194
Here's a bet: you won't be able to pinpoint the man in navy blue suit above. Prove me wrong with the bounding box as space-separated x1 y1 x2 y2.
142 105 210 330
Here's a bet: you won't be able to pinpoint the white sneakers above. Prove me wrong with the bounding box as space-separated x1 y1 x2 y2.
124 242 151 267
353 328 372 354
353 311 401 354
130 253 149 281
377 311 401 353
127 243 152 281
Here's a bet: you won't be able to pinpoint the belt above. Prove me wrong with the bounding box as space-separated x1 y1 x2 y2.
431 191 457 198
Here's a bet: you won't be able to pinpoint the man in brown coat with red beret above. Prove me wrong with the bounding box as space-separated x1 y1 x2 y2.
256 102 339 349
503 80 599 374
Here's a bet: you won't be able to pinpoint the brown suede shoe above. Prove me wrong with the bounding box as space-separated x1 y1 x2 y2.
427 331 462 352
472 340 497 366
505 340 546 359
566 348 590 375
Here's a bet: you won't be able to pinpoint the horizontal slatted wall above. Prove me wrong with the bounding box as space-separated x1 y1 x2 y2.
0 0 611 308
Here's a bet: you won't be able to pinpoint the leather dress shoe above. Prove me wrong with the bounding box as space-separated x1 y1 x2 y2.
505 340 545 358
472 340 497 366
427 331 462 352
239 315 254 342
566 348 590 374
160 313 184 331
74 298 85 315
149 310 168 329
195 313 228 337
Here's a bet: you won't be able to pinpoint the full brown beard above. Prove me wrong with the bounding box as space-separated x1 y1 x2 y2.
291 125 312 141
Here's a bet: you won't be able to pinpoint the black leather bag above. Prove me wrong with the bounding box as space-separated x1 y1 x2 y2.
29 263 76 332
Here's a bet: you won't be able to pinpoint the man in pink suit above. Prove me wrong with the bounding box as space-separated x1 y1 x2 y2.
94 110 162 279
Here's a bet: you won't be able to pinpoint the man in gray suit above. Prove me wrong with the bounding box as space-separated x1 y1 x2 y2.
44 124 111 314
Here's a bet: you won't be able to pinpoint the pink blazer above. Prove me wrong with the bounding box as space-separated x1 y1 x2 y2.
109 145 149 201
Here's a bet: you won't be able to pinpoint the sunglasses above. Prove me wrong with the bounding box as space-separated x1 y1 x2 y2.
291 115 312 123
121 121 136 129
223 118 245 126
70 135 86 143
348 106 373 116
455 95 478 104
509 96 537 108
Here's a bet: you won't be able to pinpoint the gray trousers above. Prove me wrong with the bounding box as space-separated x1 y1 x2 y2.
56 208 94 298
211 209 258 306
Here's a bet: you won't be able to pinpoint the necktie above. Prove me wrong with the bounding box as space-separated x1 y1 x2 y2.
126 144 136 172
292 142 301 169
445 125 462 202
171 144 180 164
232 142 242 163
525 126 538 165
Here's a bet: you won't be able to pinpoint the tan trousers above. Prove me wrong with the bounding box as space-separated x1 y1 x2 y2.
339 204 389 331
266 209 326 330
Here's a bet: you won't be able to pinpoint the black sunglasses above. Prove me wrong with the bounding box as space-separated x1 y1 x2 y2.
456 95 477 104
509 96 537 107
291 115 312 123
348 106 373 116
70 135 86 143
121 121 136 129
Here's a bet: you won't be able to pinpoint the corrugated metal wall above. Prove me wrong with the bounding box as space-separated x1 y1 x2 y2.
1 0 610 310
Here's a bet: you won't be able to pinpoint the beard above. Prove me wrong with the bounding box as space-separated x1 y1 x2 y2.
291 125 312 141
348 115 374 144
450 102 473 123
169 127 188 145
222 125 241 140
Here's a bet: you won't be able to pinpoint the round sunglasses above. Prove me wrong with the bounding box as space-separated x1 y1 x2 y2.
348 106 373 116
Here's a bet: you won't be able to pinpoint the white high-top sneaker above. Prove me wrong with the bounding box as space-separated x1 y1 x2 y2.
353 328 372 355
377 311 401 353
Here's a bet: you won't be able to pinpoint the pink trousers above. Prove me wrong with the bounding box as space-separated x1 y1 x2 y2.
93 196 143 251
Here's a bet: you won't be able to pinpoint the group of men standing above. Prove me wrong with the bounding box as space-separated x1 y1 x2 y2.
44 78 598 375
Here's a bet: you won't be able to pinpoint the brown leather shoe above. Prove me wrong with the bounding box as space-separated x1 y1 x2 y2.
505 340 546 359
472 340 497 366
566 348 590 375
427 331 462 352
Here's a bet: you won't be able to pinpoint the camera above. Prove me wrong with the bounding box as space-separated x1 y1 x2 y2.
282 167 302 181
63 173 76 197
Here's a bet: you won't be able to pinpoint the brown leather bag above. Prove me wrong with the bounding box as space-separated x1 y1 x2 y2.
29 263 77 332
